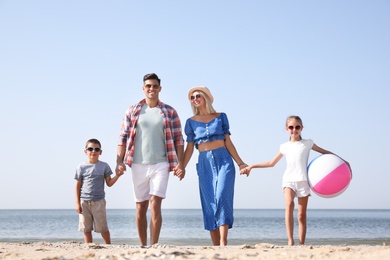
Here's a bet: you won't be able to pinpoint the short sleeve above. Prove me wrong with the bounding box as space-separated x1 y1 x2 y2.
184 119 195 142
279 143 285 155
307 139 314 149
74 165 82 180
104 163 113 178
221 113 231 135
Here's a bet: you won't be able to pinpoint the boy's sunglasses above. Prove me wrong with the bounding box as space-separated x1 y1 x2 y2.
86 147 101 152
190 94 202 100
288 125 301 130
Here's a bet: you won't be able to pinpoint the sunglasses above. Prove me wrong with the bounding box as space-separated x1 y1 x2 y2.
145 84 160 89
190 94 202 100
86 147 101 152
288 125 301 130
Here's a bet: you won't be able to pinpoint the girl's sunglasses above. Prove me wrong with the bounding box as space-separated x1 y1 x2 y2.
190 94 202 100
288 125 301 130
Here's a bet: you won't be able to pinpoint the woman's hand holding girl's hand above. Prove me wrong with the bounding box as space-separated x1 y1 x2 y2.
240 165 251 177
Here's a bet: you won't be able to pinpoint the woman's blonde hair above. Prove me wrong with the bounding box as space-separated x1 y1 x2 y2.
190 91 216 115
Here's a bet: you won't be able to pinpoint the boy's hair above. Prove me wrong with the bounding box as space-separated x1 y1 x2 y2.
143 73 161 85
85 138 101 148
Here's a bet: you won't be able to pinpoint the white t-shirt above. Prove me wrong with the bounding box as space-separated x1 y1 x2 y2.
133 104 166 164
279 139 314 183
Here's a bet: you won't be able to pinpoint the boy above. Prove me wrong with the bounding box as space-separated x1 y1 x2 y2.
75 138 123 244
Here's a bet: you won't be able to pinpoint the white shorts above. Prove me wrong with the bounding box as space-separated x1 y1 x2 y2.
131 162 170 202
283 181 311 198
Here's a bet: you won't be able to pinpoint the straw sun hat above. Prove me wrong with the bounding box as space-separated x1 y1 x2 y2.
187 86 214 104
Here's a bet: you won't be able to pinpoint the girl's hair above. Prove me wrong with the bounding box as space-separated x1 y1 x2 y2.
285 115 303 140
190 91 217 115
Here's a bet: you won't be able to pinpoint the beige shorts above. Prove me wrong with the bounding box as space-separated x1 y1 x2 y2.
78 199 108 233
283 181 311 198
131 162 170 202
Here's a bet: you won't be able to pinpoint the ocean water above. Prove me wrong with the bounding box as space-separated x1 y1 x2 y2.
0 209 389 246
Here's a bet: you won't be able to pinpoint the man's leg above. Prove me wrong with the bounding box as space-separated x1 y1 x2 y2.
136 200 149 246
149 195 163 245
148 162 169 245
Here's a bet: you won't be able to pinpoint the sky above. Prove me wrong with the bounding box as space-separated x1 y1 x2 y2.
0 0 389 210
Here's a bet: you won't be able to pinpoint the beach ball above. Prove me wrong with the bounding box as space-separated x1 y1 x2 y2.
307 154 352 198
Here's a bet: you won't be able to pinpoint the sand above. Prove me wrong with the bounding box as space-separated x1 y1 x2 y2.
1 242 389 260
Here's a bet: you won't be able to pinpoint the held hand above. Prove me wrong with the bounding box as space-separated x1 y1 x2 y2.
116 162 126 176
240 165 251 177
173 164 186 181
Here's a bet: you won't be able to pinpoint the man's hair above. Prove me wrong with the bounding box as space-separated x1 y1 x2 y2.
143 73 161 85
85 138 101 148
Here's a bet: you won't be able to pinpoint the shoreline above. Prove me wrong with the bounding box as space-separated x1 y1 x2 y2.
1 242 390 260
1 238 389 247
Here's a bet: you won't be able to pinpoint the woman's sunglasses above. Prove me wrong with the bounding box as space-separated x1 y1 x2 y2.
190 94 202 100
86 147 101 152
288 125 301 130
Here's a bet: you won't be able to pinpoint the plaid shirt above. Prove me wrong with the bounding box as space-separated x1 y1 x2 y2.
118 99 184 171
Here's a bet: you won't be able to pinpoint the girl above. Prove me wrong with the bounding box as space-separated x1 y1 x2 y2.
182 86 247 246
240 115 351 246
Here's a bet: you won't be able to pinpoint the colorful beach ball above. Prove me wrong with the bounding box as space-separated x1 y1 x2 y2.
307 154 352 198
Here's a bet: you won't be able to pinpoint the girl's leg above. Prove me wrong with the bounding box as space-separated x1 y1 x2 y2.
297 195 309 245
210 230 220 246
284 188 296 246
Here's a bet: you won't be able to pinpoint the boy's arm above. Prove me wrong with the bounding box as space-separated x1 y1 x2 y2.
75 180 82 214
105 172 123 187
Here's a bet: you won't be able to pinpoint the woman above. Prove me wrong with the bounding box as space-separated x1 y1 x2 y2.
182 86 247 246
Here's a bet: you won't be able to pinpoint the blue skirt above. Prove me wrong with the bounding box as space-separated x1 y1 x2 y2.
197 147 235 231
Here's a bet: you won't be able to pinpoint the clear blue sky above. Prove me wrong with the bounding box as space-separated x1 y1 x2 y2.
0 0 389 209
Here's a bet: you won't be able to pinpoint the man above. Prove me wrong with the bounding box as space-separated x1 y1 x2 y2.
116 73 185 246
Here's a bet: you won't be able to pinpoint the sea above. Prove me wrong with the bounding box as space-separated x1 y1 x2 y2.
0 209 389 246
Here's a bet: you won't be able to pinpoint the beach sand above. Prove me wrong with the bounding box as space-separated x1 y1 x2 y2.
0 242 389 260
